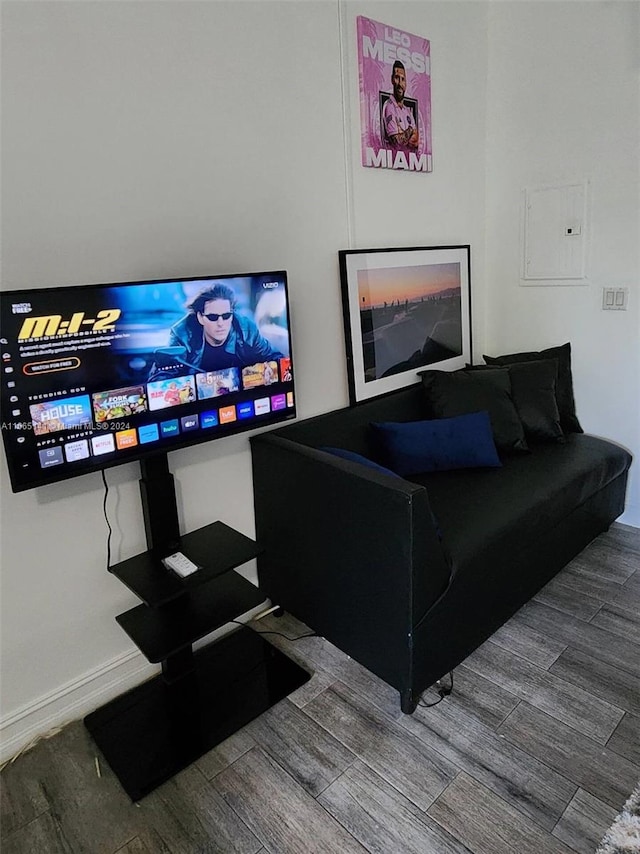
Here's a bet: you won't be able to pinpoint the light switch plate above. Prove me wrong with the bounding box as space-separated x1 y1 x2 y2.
602 287 629 310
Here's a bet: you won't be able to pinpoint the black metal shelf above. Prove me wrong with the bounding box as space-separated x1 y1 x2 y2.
109 521 263 608
116 570 265 662
85 626 309 801
85 456 310 802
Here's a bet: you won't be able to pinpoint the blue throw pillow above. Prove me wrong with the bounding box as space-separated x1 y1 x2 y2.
371 411 502 476
320 446 401 478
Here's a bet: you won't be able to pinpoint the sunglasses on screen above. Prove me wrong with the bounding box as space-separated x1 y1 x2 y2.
202 312 233 321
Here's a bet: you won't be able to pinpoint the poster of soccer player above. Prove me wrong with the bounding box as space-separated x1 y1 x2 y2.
357 16 432 174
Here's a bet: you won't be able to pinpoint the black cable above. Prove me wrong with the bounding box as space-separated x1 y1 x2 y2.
230 620 317 642
418 695 445 709
418 671 454 708
101 469 112 570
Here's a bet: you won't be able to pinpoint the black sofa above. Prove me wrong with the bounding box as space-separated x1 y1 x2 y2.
250 382 632 713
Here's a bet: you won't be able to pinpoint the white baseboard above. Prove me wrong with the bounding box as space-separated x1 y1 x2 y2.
0 649 157 764
0 603 270 765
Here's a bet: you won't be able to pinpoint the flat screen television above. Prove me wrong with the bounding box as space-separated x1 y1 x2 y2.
0 271 296 492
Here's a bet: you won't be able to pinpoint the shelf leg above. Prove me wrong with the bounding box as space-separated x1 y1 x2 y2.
139 453 181 556
161 646 201 756
161 646 196 685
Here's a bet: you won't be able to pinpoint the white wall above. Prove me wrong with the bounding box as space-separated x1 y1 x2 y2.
484 1 640 525
0 1 489 757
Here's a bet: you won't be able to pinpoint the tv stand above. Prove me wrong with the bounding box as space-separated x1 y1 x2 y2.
84 453 310 801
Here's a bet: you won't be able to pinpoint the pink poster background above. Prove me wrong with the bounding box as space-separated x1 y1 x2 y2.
357 16 432 173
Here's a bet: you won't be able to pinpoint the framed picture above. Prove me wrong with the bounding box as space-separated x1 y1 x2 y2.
339 245 471 405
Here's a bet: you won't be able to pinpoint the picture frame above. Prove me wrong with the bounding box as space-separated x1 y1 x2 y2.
357 16 433 174
339 245 471 405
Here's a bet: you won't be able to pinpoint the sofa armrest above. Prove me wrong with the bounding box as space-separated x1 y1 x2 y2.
250 433 451 694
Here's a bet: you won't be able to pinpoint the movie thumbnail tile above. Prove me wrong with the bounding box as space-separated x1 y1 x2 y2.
280 357 292 382
29 394 92 436
92 385 147 423
241 361 279 390
147 376 196 411
195 368 240 400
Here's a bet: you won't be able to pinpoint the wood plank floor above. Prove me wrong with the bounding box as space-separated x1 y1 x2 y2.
2 523 639 854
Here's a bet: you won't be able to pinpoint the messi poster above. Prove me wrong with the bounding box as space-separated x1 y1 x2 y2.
357 16 432 173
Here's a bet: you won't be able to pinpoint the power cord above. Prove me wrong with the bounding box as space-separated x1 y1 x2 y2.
230 619 317 642
97 471 315 640
97 481 315 643
418 671 454 708
101 469 112 571
96 479 317 636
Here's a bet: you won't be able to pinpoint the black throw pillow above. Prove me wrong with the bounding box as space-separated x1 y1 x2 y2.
466 360 564 444
483 342 582 433
420 368 529 453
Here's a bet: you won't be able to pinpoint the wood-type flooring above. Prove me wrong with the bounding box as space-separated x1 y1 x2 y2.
2 523 639 853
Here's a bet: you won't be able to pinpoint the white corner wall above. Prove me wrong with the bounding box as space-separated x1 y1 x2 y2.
0 1 489 758
484 1 640 525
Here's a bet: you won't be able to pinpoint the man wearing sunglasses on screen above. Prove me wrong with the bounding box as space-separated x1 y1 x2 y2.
149 283 282 380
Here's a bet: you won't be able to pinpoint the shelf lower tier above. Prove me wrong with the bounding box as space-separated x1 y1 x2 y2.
84 626 311 801
116 571 265 662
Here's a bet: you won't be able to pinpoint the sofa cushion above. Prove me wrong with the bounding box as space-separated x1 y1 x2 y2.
320 446 401 478
371 411 502 476
483 342 582 434
467 360 564 444
275 384 429 459
420 368 528 453
408 434 630 577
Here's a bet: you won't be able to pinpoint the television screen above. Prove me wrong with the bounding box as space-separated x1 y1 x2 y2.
0 271 296 492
